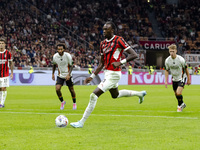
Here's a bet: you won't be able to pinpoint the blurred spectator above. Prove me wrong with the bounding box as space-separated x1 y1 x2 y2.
1 0 199 69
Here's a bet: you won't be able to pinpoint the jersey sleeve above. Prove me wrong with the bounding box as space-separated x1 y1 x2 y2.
118 37 131 51
52 55 57 64
8 51 12 61
165 59 169 70
67 53 73 65
181 57 187 68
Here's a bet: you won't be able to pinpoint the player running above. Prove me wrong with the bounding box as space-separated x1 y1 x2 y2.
70 21 146 128
165 44 191 112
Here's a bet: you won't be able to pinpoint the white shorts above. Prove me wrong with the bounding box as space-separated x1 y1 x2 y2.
98 70 121 92
0 77 9 87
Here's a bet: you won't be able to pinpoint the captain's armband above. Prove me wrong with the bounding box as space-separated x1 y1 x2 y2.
120 59 127 64
90 73 96 79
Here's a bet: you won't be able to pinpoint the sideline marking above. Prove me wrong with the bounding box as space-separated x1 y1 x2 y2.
0 111 198 120
5 108 196 113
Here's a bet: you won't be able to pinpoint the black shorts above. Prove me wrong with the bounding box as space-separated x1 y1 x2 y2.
172 78 186 91
56 76 74 87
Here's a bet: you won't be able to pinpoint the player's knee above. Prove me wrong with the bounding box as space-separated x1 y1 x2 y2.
176 92 182 96
111 94 118 99
56 87 61 92
70 89 75 94
0 87 6 91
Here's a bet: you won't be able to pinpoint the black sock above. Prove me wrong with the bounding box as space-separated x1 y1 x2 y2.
59 96 64 102
176 95 183 106
72 97 76 103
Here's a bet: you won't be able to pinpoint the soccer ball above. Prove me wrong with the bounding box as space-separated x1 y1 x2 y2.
55 115 69 127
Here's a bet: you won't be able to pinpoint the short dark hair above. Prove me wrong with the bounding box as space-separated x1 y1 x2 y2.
0 37 6 43
57 43 66 49
105 21 116 31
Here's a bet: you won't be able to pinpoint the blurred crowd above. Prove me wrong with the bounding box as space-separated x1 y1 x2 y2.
0 0 200 69
153 0 200 53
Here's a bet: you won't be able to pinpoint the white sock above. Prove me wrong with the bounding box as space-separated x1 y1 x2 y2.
117 90 142 98
80 93 98 124
1 91 7 105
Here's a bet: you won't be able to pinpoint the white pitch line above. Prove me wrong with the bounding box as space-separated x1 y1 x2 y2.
5 108 197 113
103 110 196 113
0 111 198 120
91 114 198 120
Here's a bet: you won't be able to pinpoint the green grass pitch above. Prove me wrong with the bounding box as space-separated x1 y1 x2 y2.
0 85 199 150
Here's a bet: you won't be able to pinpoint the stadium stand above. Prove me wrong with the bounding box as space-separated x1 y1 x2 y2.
0 0 199 70
153 0 200 53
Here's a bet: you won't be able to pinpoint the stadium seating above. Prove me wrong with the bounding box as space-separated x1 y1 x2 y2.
0 0 199 68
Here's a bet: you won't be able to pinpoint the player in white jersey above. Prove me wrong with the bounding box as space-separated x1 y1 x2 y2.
52 43 77 110
165 44 191 112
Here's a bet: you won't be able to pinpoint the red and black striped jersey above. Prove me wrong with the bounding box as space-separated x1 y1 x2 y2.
100 35 130 71
0 49 12 77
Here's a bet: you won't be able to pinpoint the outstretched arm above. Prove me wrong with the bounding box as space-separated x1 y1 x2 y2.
165 70 169 88
112 47 138 68
185 67 191 85
52 64 57 81
84 55 104 84
9 60 14 80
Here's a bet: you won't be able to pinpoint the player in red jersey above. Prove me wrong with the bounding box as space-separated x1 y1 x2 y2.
70 21 147 128
0 37 13 108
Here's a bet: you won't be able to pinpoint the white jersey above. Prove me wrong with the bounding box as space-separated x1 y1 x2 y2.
53 52 73 79
165 55 187 81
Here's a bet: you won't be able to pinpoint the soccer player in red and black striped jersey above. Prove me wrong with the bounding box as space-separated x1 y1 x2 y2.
70 21 147 128
0 37 13 108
